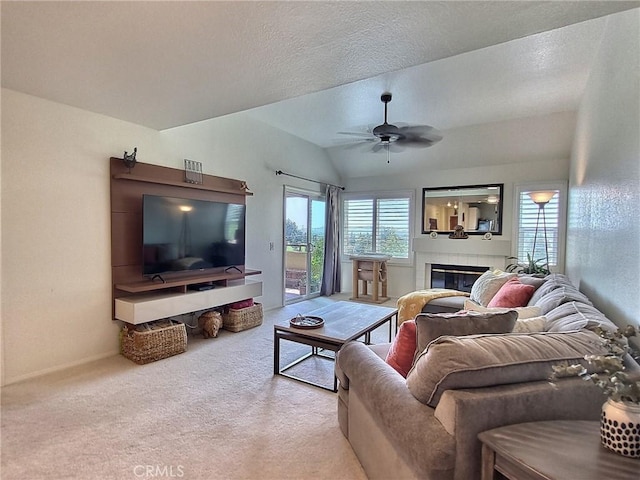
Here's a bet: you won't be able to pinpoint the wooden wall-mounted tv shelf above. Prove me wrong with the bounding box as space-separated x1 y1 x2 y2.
115 269 262 294
110 157 261 324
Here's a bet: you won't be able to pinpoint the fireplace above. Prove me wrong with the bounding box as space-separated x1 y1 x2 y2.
412 236 511 290
430 264 489 293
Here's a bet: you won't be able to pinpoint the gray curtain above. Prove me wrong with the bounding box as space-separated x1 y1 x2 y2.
320 186 341 295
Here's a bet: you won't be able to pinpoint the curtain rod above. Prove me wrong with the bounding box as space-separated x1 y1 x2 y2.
275 170 344 190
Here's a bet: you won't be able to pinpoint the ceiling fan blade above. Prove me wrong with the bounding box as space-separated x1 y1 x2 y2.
397 135 443 148
337 131 374 138
396 125 443 147
332 138 378 151
398 125 436 136
345 140 376 150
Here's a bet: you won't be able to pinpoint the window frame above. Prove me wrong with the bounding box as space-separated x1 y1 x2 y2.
341 190 414 266
511 181 568 272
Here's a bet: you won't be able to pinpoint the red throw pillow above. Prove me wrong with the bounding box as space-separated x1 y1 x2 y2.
385 320 417 377
487 277 535 308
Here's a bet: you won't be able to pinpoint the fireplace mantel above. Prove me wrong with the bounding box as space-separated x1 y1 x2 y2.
413 237 512 290
412 237 511 256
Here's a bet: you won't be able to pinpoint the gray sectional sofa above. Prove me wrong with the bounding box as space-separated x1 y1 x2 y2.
336 273 635 480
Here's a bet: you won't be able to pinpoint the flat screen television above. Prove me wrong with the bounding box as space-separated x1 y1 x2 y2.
142 194 245 277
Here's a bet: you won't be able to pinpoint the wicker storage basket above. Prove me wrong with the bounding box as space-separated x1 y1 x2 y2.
120 320 187 364
223 303 263 332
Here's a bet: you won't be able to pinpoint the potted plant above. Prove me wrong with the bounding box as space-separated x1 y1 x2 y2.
551 325 640 458
505 253 550 276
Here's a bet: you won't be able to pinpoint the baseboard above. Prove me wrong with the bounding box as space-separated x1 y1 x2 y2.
1 350 120 386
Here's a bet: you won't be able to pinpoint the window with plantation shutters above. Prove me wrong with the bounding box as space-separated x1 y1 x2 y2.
343 199 374 255
513 183 567 270
343 193 412 262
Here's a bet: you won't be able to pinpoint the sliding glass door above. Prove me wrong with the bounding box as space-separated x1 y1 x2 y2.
284 188 326 304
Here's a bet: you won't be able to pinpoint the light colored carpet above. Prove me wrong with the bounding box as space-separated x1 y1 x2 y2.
1 295 395 480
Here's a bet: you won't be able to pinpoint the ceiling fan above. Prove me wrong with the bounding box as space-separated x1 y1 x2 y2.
338 93 442 160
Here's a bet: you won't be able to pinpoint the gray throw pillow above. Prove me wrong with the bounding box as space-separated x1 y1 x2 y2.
413 310 518 359
406 330 607 407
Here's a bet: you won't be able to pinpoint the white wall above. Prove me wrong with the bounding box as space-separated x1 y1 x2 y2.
566 9 640 347
0 89 339 385
342 157 570 297
1 89 174 385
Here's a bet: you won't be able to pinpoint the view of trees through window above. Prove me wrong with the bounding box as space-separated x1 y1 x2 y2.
343 196 410 259
285 218 324 292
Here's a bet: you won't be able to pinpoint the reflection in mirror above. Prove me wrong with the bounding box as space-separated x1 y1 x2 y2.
422 184 504 235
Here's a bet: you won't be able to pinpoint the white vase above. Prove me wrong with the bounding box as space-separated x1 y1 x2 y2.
600 398 640 458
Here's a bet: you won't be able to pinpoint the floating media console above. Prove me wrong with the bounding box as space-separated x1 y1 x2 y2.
115 278 262 325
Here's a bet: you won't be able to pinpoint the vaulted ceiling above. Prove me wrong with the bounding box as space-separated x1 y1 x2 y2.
2 1 638 178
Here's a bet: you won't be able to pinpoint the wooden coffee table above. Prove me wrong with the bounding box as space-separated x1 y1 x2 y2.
273 301 397 391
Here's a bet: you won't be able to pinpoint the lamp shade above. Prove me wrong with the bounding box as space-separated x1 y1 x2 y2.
528 191 556 205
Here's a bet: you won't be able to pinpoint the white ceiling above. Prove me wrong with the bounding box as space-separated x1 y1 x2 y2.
2 1 638 179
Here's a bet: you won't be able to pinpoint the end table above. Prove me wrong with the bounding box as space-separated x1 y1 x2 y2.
478 420 640 480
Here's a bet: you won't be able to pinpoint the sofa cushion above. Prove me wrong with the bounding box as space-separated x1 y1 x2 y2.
545 301 618 332
512 315 547 333
527 274 575 306
397 289 471 324
464 299 542 319
385 319 416 377
470 270 517 306
413 310 517 359
487 277 536 308
420 295 467 314
534 286 593 315
406 330 607 407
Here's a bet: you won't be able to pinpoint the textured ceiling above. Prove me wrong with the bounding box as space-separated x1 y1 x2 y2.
248 17 606 146
2 1 639 178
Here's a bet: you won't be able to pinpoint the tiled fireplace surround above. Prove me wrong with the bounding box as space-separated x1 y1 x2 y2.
413 236 512 290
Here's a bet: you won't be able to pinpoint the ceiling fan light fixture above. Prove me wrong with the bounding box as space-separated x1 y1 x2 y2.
378 134 397 145
373 123 403 141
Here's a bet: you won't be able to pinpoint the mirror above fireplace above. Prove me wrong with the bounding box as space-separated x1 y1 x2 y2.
421 183 504 235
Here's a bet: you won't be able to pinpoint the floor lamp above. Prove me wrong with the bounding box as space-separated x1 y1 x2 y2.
528 191 556 270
